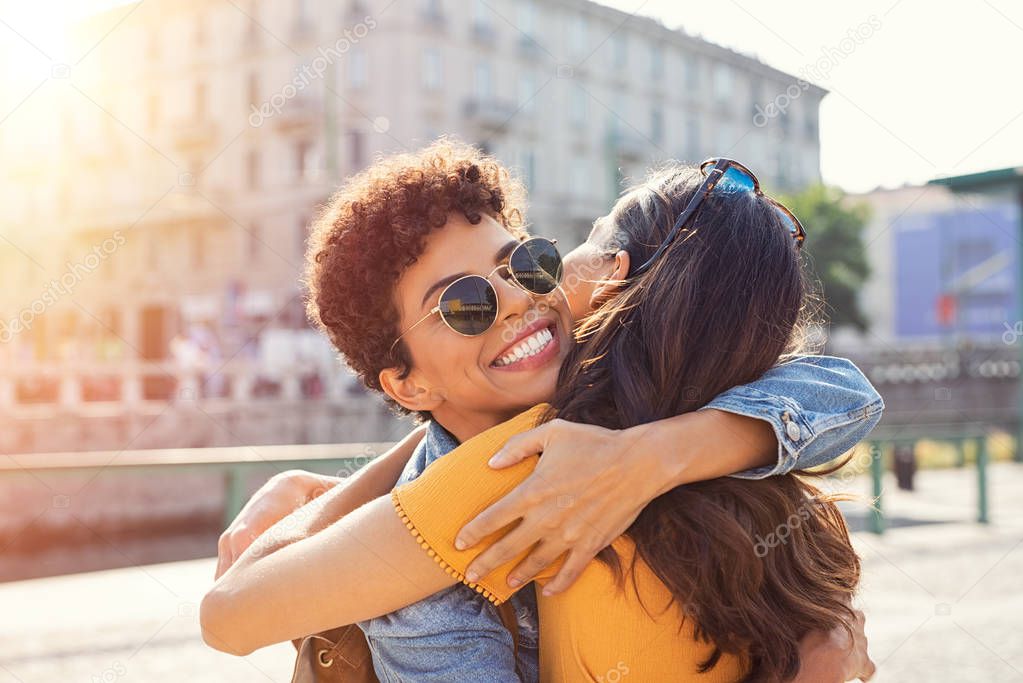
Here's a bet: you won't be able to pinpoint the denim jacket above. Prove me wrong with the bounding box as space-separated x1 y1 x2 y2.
359 355 882 682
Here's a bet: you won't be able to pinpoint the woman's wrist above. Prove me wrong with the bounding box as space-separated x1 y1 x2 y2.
619 408 777 497
618 416 698 499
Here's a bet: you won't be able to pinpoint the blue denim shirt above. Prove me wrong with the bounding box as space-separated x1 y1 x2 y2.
360 354 882 682
359 420 541 683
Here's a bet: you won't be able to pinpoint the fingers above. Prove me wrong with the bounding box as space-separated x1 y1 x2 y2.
214 534 232 579
506 540 566 589
457 485 536 550
214 524 257 579
487 421 555 468
540 548 594 596
464 522 541 584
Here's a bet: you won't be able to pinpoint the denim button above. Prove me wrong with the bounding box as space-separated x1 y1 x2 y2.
785 420 801 441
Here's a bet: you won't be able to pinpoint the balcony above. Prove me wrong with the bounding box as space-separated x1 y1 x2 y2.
471 20 496 45
419 7 445 29
171 120 219 154
272 93 322 134
462 97 519 131
517 34 543 59
605 127 650 161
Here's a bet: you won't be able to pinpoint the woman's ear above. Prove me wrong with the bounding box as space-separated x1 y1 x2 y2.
379 366 444 413
588 250 631 309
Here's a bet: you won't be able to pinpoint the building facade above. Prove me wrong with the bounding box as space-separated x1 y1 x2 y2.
0 0 825 451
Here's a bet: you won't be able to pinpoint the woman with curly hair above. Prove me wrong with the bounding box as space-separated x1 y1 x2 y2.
203 141 879 681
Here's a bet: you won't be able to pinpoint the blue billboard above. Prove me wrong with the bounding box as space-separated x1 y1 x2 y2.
894 200 1019 339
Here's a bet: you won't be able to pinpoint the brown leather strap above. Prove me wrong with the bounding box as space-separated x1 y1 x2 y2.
496 601 520 655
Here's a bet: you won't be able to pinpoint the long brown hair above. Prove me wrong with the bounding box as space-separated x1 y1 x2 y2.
548 166 858 680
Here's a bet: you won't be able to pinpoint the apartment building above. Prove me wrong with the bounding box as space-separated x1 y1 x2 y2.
0 0 825 449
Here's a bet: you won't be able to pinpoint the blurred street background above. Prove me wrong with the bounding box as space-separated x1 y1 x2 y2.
1 0 1022 681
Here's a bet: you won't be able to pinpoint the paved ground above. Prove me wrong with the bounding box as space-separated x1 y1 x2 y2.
1 464 1021 682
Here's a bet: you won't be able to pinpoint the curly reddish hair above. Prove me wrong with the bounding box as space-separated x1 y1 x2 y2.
304 138 528 414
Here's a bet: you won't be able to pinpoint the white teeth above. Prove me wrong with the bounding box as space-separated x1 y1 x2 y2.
493 327 554 367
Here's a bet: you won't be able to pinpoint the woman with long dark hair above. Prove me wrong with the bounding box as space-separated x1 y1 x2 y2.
204 159 865 681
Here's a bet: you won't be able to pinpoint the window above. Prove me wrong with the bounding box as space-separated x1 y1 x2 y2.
192 228 205 269
295 140 315 181
683 52 699 89
571 157 588 197
195 82 207 120
610 32 627 68
714 123 732 155
245 1 261 46
349 130 364 170
473 0 491 29
686 116 700 159
246 72 260 107
712 63 733 104
518 71 537 113
779 110 792 137
569 15 587 58
421 0 442 21
650 106 663 145
348 48 367 88
422 48 443 90
295 0 310 28
804 112 818 141
649 44 664 79
474 60 493 99
519 148 536 192
195 13 207 48
570 85 587 126
248 222 261 260
246 149 260 189
517 0 536 40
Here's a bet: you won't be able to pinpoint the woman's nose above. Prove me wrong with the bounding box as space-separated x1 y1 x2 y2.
492 270 533 322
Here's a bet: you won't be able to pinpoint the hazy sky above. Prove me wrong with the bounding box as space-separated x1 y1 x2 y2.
599 0 1023 192
3 0 1020 193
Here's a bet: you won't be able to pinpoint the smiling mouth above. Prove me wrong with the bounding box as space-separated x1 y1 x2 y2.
491 322 556 368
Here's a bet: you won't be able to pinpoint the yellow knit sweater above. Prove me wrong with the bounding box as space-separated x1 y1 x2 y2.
393 404 746 682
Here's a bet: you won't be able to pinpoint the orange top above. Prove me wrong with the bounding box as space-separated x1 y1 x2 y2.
393 404 747 682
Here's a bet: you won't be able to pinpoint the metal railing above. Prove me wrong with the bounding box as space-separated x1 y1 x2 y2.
863 424 992 534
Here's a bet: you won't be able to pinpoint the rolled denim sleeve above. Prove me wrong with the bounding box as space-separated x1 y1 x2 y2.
699 355 884 480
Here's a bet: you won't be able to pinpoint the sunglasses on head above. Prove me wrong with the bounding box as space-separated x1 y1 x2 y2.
629 157 806 278
390 237 563 352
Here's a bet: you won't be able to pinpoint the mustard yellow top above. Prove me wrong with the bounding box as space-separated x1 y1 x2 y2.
393 404 747 682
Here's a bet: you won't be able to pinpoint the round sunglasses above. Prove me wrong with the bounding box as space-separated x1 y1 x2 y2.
390 237 563 352
630 157 806 278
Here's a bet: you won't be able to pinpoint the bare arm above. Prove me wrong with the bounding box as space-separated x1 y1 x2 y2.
215 423 426 578
202 494 456 656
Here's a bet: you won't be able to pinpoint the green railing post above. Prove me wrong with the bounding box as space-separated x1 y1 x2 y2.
869 441 884 534
977 436 990 524
223 466 245 531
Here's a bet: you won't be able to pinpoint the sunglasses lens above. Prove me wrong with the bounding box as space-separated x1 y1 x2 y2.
438 276 498 335
510 238 563 295
715 165 757 193
773 204 805 246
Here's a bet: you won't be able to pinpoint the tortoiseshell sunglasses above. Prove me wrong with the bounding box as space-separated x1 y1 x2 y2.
630 157 806 278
